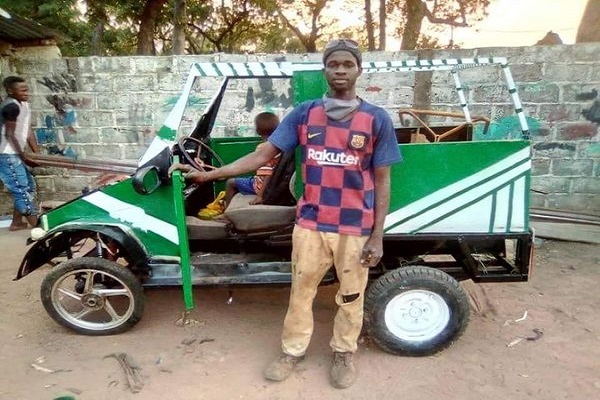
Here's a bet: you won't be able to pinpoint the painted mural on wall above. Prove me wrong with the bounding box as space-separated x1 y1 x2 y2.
36 73 91 158
577 88 600 157
579 89 600 124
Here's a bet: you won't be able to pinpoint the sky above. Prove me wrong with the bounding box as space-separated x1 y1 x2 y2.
421 0 588 48
331 0 588 50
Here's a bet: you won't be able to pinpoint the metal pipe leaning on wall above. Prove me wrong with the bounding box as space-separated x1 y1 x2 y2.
28 153 138 175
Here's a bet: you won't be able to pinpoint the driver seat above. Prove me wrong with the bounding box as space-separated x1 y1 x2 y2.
223 150 297 232
223 193 296 232
186 190 297 238
186 150 298 237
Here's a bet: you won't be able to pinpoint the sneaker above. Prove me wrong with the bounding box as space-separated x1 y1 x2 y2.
198 191 226 220
330 352 356 389
264 353 304 382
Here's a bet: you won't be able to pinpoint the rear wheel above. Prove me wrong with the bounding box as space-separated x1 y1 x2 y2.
364 266 469 356
40 257 145 335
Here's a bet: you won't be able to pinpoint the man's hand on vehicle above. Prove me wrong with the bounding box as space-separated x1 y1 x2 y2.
361 237 383 268
168 162 192 175
169 162 212 184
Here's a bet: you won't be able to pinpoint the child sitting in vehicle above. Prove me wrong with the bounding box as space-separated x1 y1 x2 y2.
198 112 280 219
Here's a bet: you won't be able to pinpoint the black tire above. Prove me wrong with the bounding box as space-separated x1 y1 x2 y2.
40 257 145 335
364 266 470 356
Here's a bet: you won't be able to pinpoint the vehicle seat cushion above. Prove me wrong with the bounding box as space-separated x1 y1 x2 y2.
224 194 296 232
186 216 229 240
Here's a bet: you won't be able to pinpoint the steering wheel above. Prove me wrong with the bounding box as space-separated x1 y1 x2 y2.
176 136 224 172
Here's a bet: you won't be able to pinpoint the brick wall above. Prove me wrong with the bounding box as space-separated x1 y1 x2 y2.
1 43 599 215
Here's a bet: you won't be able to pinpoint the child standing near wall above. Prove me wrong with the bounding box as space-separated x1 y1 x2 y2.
0 76 39 230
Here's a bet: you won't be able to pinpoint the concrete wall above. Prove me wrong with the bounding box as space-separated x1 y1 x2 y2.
1 43 599 215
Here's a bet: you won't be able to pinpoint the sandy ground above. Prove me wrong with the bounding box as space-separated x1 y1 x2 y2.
1 227 599 400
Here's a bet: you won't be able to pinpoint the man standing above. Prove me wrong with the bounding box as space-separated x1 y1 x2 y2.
170 39 401 388
0 76 38 230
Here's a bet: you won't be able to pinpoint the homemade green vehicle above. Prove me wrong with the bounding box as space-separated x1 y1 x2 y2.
16 57 534 356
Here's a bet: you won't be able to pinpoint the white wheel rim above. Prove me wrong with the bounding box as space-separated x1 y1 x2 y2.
50 268 135 331
384 289 450 342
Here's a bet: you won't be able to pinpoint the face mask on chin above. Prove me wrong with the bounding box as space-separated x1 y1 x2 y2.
323 95 361 121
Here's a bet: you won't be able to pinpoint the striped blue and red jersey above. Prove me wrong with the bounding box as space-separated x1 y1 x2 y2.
269 99 402 236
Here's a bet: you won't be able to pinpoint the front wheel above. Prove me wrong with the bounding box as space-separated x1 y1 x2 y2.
364 266 470 356
40 257 145 335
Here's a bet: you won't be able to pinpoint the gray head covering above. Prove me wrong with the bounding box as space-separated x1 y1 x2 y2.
322 39 362 66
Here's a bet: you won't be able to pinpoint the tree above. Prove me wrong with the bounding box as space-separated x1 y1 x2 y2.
137 0 168 54
276 0 332 52
188 0 251 53
84 0 170 55
364 0 376 50
576 0 600 43
86 0 109 55
378 0 386 50
172 0 187 54
3 0 491 56
187 0 282 53
252 18 305 53
0 0 168 56
387 0 489 50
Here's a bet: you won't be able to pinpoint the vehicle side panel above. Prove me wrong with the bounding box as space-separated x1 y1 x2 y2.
386 140 531 234
43 180 180 257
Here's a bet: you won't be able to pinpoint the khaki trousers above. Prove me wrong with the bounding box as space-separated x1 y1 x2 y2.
281 225 369 356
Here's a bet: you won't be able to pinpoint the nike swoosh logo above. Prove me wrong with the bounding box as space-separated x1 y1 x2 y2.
308 132 322 139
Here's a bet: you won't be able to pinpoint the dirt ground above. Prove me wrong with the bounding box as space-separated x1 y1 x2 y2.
1 228 599 400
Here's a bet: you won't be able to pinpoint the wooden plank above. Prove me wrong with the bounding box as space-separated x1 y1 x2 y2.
530 220 600 244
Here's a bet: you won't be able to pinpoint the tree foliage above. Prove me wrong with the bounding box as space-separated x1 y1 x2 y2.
186 0 286 53
0 0 92 56
0 0 492 56
386 0 490 50
274 0 332 52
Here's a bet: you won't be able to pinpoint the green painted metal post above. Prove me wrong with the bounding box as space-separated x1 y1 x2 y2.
171 165 194 310
292 70 328 105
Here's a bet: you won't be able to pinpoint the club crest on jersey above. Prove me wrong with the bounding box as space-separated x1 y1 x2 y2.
350 133 367 150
